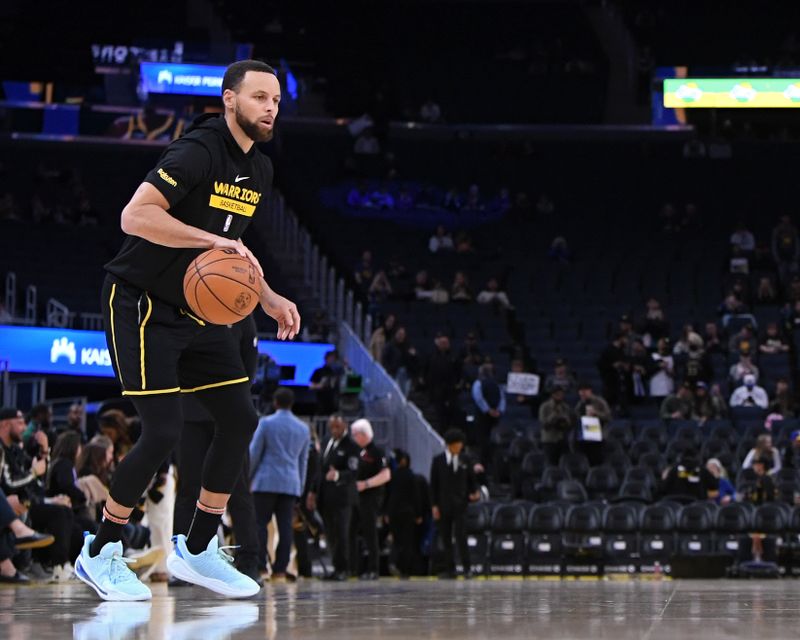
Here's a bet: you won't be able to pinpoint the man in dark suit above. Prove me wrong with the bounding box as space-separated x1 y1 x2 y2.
319 415 360 580
386 449 422 578
430 428 480 578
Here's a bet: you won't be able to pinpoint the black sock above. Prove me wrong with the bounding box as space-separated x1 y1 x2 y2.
186 504 222 554
89 509 128 556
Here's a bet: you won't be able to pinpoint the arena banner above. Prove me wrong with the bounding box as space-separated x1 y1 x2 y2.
664 78 800 107
0 325 330 385
140 62 227 97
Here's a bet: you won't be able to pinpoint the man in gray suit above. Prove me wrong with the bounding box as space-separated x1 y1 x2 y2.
249 387 310 581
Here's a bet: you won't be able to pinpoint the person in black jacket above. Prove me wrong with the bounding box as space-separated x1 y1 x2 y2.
430 428 480 578
294 432 321 578
386 449 422 577
319 415 360 580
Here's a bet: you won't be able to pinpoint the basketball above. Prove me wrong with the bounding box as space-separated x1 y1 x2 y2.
183 248 261 324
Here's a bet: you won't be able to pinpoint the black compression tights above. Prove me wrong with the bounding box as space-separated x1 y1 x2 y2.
109 383 257 508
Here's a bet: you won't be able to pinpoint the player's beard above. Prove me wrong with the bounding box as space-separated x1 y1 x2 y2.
235 103 274 143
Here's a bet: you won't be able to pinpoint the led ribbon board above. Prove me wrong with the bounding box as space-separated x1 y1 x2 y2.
140 62 227 96
664 78 800 108
0 325 331 385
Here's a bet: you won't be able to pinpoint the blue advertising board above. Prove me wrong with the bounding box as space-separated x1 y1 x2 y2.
0 325 331 386
140 62 227 96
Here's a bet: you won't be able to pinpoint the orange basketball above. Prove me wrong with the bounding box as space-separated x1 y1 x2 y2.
183 248 261 324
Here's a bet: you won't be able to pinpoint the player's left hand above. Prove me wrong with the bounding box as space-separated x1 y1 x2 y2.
260 291 301 340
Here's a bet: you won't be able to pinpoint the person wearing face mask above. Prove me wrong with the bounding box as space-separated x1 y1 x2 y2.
730 374 769 409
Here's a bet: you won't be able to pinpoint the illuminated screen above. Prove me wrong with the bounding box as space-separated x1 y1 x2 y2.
664 78 800 108
140 62 226 96
0 325 331 385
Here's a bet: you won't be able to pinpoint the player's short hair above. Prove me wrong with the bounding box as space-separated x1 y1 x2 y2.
222 60 276 95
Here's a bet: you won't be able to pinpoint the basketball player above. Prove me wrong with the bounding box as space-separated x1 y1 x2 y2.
75 59 300 601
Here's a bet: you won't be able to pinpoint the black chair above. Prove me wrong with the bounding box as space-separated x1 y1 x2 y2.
665 439 697 464
623 466 656 491
636 423 668 449
616 480 652 503
556 479 588 504
526 504 564 575
715 502 752 557
670 422 701 448
520 452 549 500
708 421 738 449
629 440 659 464
508 437 537 498
559 452 590 480
489 423 518 482
605 420 633 448
488 504 526 575
603 451 632 479
536 467 572 502
639 503 677 572
463 502 491 575
603 503 640 573
676 502 714 555
637 452 666 476
562 504 604 572
700 437 732 463
585 465 620 500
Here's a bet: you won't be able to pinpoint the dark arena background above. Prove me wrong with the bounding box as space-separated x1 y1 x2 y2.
2 1 800 638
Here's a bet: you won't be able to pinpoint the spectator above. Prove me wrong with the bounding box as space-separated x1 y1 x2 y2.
352 419 391 580
770 378 797 417
661 453 719 501
386 449 422 578
310 350 343 416
730 374 769 409
368 270 393 308
618 315 642 355
771 215 799 284
0 488 55 583
471 363 506 466
450 271 472 303
729 324 758 356
454 230 475 254
548 236 571 263
354 250 375 291
77 435 115 492
47 431 96 534
660 382 693 420
430 428 480 579
369 313 396 361
759 322 789 355
381 326 418 396
428 225 454 254
538 386 576 465
705 458 735 505
414 270 433 301
319 416 360 581
672 324 697 357
476 277 513 310
730 220 756 253
293 430 321 579
62 403 86 443
574 382 611 424
97 409 136 464
703 321 725 355
742 456 777 563
742 434 782 476
639 298 670 347
629 339 654 400
597 333 631 413
426 332 460 433
0 407 74 581
719 294 749 328
680 336 713 385
649 338 675 398
782 430 800 471
729 353 760 388
506 358 537 417
249 388 310 582
756 276 777 304
457 331 484 385
420 99 442 123
24 403 54 449
544 358 577 396
693 382 728 421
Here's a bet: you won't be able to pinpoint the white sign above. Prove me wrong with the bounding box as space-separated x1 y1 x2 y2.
507 372 540 396
580 416 603 442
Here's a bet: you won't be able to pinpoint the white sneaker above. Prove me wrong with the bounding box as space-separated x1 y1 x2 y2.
75 533 152 601
166 535 260 598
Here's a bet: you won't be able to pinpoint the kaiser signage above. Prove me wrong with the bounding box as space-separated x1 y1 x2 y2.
140 62 227 96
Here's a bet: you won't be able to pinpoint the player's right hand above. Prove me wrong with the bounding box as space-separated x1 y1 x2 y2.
212 237 264 277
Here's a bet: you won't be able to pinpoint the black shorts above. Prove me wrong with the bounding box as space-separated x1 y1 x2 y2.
101 275 249 396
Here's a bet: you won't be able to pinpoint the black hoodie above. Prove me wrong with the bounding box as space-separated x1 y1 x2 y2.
105 114 273 307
